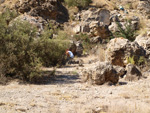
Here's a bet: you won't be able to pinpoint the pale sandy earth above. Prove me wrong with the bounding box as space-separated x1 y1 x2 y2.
0 56 150 113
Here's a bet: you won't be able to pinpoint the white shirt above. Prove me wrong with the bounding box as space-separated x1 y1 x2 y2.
67 51 74 58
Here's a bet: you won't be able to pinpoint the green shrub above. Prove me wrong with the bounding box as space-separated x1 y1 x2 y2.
1 8 18 24
35 37 69 67
0 20 42 82
0 9 69 83
57 30 69 40
112 20 136 41
64 0 92 9
37 22 70 67
73 33 94 52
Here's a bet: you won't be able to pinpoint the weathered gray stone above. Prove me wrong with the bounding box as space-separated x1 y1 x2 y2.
125 64 142 81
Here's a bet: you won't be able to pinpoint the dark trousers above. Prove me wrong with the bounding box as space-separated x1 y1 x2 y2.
66 57 73 64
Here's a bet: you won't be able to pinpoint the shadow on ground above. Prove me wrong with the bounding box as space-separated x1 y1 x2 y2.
32 68 80 85
53 74 80 84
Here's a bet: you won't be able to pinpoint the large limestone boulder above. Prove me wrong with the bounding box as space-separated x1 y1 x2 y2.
125 63 142 81
15 0 68 22
81 61 124 85
106 38 145 67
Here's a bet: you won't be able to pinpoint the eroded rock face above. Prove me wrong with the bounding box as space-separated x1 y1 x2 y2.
15 0 68 22
71 8 111 39
137 1 150 18
106 38 145 67
125 63 142 81
81 61 122 85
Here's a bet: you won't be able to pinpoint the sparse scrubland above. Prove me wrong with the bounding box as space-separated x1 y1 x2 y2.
0 9 69 83
0 0 150 113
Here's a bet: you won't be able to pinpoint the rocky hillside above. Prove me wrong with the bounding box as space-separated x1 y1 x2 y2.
1 0 150 88
1 0 150 112
0 0 69 22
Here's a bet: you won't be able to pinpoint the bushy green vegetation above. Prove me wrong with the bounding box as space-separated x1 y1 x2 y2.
112 20 136 41
64 0 92 9
0 9 69 83
0 19 41 82
73 33 94 52
35 38 69 67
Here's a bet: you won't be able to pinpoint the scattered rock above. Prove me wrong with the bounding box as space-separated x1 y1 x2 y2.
125 63 142 81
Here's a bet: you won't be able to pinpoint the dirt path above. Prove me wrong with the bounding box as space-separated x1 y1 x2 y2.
0 56 150 113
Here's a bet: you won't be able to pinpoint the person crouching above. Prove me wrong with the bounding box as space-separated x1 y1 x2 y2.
66 50 74 64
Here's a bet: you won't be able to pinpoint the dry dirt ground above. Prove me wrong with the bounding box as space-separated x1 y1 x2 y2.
0 56 150 113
